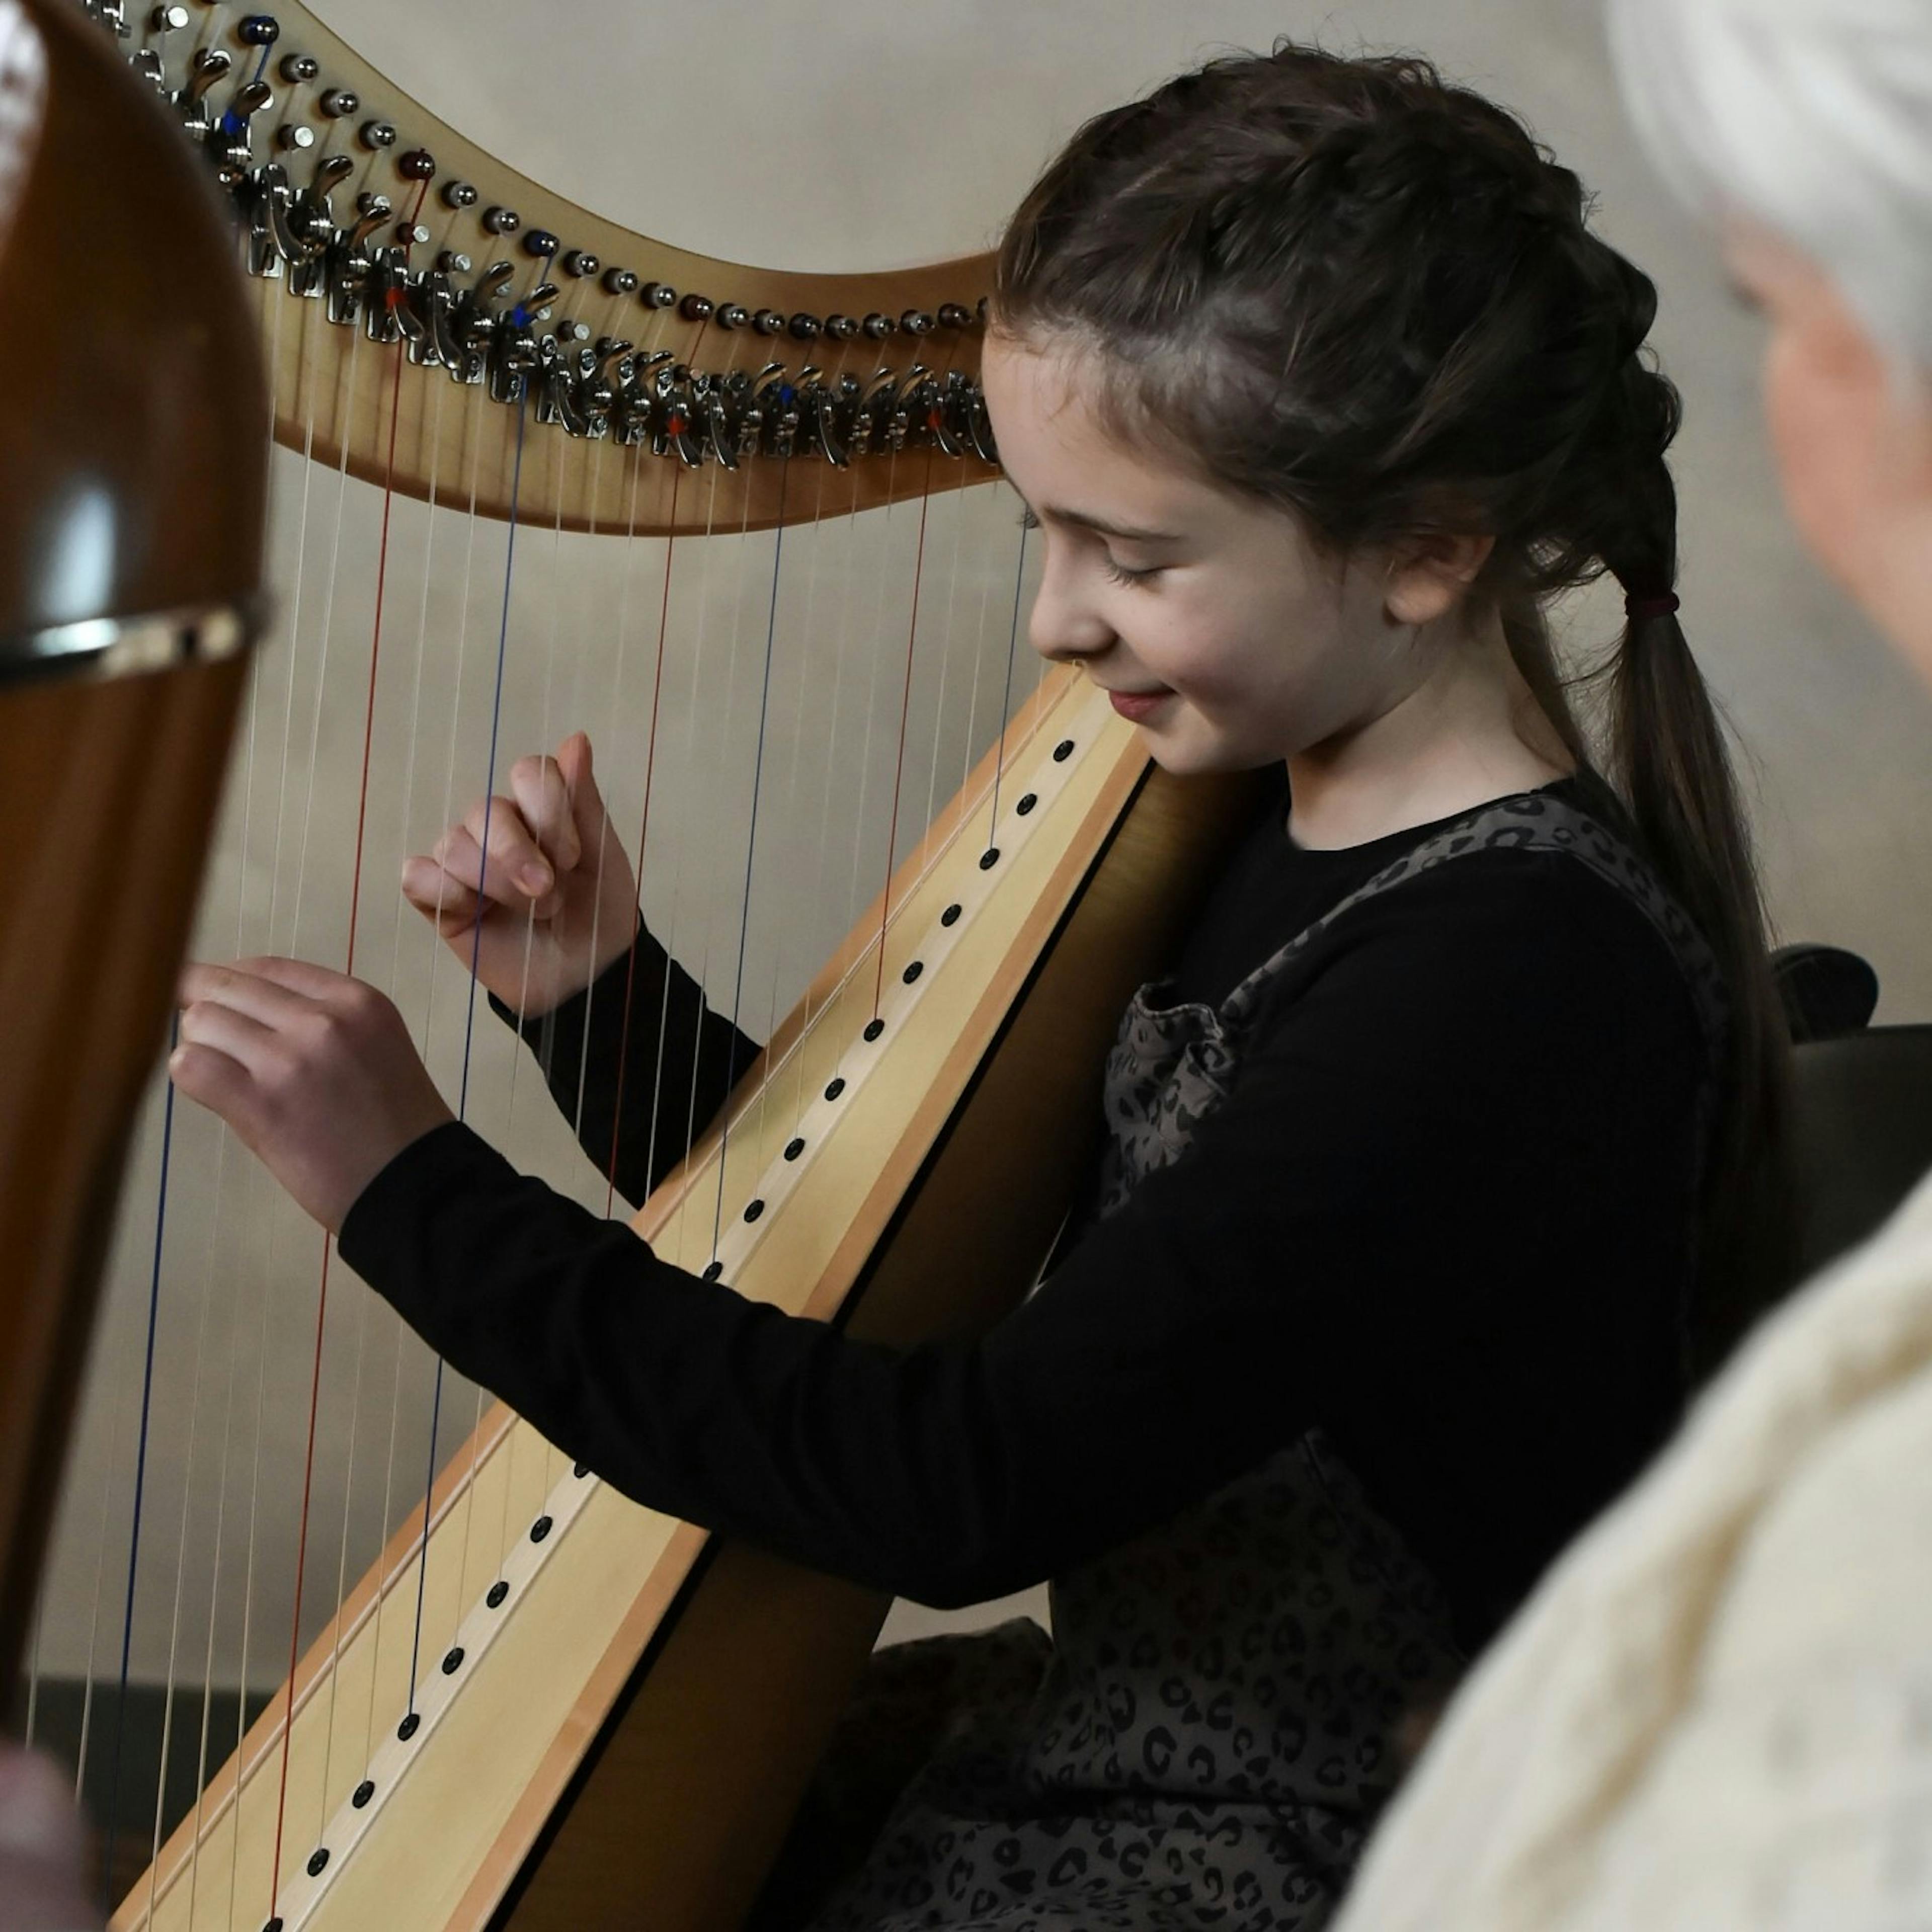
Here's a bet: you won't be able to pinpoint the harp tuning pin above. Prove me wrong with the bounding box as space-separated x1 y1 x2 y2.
276 121 314 151
236 13 278 44
937 301 972 329
824 312 858 342
716 301 749 331
752 307 784 336
788 312 822 341
560 249 599 279
277 51 317 84
480 205 520 235
512 282 558 322
397 148 436 182
679 292 713 321
187 48 231 97
522 227 560 260
862 311 894 339
318 87 358 118
359 119 396 151
442 180 478 211
148 4 188 30
601 266 639 296
901 309 934 336
351 192 392 242
640 281 678 310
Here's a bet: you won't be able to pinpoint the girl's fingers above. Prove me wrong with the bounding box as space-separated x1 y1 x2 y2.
432 818 546 914
229 955 373 1003
509 753 583 877
178 959 316 1030
556 733 616 863
166 1036 258 1129
400 853 484 934
457 796 553 902
177 988 278 1064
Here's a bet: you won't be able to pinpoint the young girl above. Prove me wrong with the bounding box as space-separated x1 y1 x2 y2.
175 42 1786 1930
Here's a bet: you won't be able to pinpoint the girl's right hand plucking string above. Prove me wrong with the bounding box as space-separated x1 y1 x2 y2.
401 731 638 1017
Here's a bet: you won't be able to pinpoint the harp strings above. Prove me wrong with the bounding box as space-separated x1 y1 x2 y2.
255 304 366 1902
268 177 433 1900
354 382 488 1840
706 449 791 1262
742 455 832 1179
312 226 457 1857
870 447 941 1021
167 263 300 1932
791 461 869 1134
98 1026 183 1894
394 369 536 1753
640 460 725 1258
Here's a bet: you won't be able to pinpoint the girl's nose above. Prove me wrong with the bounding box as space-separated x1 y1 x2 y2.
1027 551 1114 663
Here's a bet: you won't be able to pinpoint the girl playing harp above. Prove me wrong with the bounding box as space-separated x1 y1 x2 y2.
175 41 1784 1929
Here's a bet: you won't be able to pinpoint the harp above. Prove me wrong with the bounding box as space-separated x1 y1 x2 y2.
8 3 1257 1927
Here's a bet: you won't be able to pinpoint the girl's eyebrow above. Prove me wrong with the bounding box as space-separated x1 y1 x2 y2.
1036 504 1185 544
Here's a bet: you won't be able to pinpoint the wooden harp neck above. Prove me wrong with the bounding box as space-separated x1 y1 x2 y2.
148 0 1001 534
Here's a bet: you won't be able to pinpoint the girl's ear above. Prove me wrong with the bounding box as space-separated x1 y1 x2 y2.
1385 532 1496 626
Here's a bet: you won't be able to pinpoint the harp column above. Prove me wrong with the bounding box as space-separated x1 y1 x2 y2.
0 0 266 1679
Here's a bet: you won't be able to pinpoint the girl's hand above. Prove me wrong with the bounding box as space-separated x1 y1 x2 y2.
0 1749 97 1929
401 731 638 1018
172 958 455 1234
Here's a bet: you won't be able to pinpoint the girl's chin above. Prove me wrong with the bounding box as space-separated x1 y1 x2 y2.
1139 731 1274 780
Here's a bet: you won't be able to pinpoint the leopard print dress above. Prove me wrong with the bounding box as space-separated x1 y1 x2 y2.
801 790 1726 1932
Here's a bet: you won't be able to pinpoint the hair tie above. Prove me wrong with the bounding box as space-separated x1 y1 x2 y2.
1624 589 1680 622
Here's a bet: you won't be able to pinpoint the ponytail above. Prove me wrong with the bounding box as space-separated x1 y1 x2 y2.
1607 580 1794 1371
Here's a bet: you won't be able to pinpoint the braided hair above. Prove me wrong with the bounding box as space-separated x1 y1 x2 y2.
995 44 1793 1365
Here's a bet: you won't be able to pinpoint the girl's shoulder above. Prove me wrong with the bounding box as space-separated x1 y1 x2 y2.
1234 774 1726 1068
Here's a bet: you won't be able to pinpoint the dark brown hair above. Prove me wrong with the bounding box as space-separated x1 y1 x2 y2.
995 43 1792 1368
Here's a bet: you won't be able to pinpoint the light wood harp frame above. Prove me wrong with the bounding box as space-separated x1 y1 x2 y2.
41 6 1261 1930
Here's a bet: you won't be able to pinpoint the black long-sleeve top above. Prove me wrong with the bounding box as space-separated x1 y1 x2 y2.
339 774 1708 1649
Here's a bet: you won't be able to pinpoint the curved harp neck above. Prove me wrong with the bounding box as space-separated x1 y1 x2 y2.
126 0 999 532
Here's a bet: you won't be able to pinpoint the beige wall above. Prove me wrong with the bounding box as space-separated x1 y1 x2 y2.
38 0 1932 1708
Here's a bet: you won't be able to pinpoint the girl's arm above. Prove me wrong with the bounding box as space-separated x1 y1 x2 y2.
493 932 759 1210
405 730 761 1205
338 854 1707 1627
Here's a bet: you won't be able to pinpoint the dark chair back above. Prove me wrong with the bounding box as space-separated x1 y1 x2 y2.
1790 1026 1932 1276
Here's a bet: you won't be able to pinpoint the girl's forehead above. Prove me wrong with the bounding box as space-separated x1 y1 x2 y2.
982 336 1226 523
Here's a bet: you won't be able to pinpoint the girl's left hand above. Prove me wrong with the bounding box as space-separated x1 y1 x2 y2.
173 958 455 1234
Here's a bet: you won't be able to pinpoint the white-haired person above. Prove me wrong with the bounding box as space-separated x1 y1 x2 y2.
1330 3 1932 1928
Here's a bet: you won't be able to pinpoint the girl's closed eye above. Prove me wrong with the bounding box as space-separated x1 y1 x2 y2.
1016 505 1163 584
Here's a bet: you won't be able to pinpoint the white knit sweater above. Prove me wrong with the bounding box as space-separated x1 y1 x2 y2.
1332 1169 1932 1932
